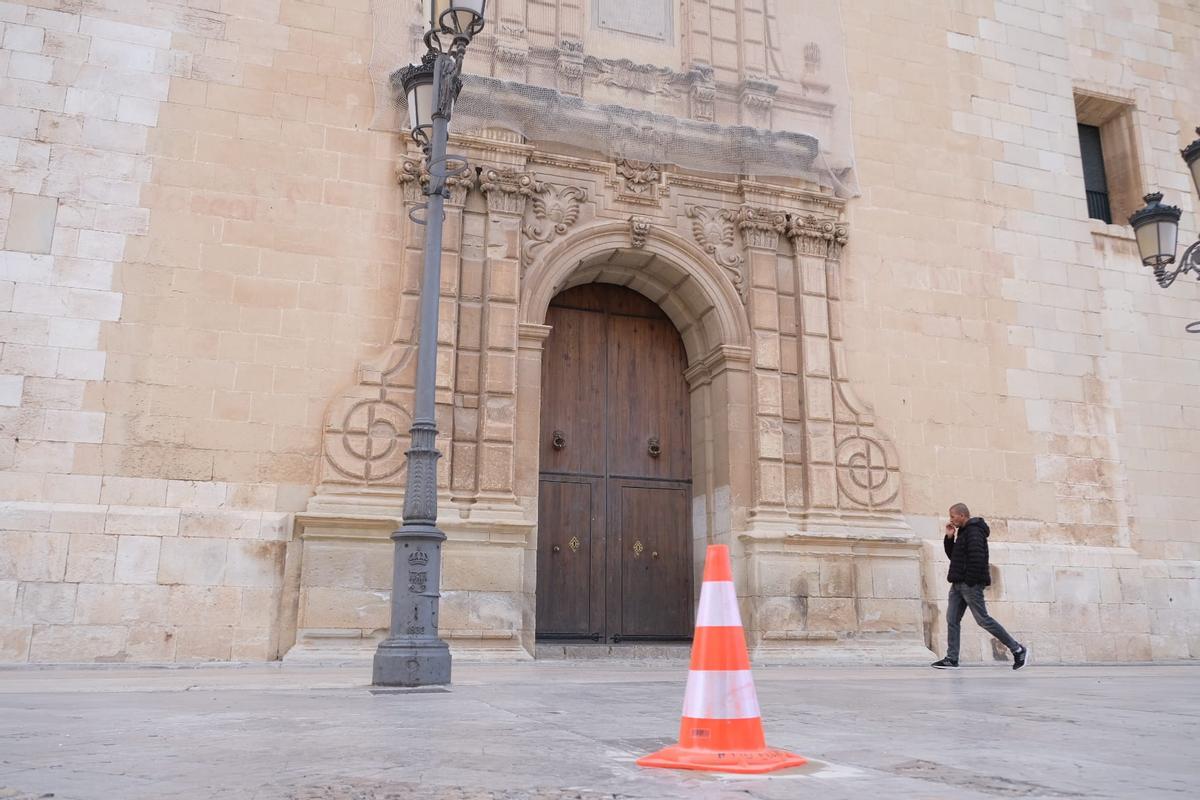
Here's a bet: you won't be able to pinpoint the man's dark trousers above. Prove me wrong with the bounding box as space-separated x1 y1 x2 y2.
946 582 1020 660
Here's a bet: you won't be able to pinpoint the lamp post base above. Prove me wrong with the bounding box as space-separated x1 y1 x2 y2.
372 638 452 687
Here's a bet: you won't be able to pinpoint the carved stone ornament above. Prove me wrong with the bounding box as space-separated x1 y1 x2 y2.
830 223 849 260
735 206 787 251
494 42 528 81
522 183 588 261
805 43 823 73
785 214 847 259
630 215 652 248
616 159 660 194
835 431 900 511
689 65 716 122
396 156 474 206
740 78 778 110
587 57 686 97
321 328 425 488
739 78 778 126
323 395 413 484
612 159 668 204
687 205 746 301
479 167 544 216
556 40 586 96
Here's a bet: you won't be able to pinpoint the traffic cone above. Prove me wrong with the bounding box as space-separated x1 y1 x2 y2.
637 544 807 774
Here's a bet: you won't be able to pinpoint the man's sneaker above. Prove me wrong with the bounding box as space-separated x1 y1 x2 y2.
931 658 959 669
1012 645 1030 671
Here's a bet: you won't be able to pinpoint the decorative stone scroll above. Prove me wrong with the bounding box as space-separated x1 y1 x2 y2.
522 183 588 261
687 205 746 301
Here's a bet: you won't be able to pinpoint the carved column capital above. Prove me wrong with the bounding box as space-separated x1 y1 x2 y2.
785 214 848 259
735 206 787 251
479 167 543 217
396 157 427 204
396 156 475 207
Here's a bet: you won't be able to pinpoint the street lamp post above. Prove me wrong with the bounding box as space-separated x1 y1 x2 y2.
1128 127 1200 334
373 0 488 688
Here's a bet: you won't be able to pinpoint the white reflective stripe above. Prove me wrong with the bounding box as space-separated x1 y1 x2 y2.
695 581 742 628
681 670 761 719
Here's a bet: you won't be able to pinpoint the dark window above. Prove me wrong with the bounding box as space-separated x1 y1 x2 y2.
1078 123 1112 224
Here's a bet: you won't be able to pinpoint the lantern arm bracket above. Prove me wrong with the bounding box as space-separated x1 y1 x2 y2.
1156 237 1200 289
421 51 470 200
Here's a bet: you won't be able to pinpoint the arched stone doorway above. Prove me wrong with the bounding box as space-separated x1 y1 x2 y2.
536 284 694 643
516 226 754 653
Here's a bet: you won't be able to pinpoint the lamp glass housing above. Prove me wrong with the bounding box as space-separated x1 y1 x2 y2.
398 58 437 138
429 0 486 38
1184 130 1200 199
1129 193 1182 268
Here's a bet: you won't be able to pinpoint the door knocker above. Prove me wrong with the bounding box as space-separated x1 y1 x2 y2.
647 437 662 458
551 430 566 450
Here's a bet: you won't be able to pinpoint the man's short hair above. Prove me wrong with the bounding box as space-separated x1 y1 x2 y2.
950 502 970 517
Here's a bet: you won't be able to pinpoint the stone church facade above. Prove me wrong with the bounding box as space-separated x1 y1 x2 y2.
1 0 1198 665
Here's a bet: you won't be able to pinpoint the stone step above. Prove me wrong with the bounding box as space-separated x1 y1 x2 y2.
534 642 692 661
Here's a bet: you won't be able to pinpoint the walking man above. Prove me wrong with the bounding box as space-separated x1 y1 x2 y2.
932 503 1029 670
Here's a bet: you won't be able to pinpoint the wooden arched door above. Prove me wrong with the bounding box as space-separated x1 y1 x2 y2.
536 284 693 643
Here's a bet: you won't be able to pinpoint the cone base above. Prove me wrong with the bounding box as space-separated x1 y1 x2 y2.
637 744 807 775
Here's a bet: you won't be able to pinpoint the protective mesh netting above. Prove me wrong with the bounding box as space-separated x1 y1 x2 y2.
368 0 859 195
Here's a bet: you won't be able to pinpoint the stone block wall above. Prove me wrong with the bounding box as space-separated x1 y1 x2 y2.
2 1 1198 664
1 0 395 662
844 0 1200 662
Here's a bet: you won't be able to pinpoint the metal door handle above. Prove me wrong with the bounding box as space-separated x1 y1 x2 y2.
552 430 566 450
552 545 561 553
652 551 659 559
647 437 661 458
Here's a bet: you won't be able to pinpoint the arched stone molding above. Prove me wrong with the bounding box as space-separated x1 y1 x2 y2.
521 220 752 365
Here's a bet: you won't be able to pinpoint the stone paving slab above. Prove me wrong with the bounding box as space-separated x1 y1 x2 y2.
1 663 1197 799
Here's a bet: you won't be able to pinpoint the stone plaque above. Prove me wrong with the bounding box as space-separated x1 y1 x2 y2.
595 0 672 41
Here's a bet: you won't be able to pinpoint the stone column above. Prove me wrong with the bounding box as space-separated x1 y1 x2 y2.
736 0 776 127
684 344 753 582
514 322 552 654
736 206 789 528
476 167 542 504
437 164 473 493
785 214 839 515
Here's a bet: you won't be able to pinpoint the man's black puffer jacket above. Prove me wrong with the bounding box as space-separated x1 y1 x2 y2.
945 517 991 586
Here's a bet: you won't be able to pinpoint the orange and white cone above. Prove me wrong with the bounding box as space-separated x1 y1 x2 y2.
637 544 807 774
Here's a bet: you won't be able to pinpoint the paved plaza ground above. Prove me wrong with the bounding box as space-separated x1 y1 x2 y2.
0 661 1197 799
